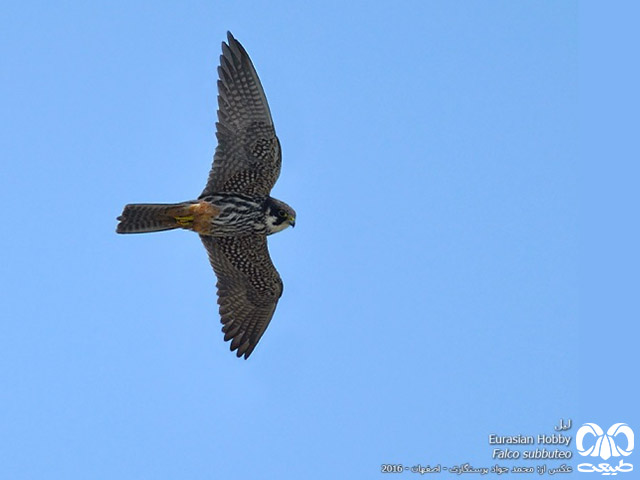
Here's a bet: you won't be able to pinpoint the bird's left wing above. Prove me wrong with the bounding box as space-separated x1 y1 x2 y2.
201 235 284 359
201 31 281 198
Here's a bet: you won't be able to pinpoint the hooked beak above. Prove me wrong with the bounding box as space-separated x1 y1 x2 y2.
287 215 296 228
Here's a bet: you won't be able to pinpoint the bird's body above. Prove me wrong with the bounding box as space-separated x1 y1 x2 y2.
117 194 293 237
117 32 295 359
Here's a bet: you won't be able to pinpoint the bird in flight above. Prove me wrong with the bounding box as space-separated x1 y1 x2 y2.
117 32 295 359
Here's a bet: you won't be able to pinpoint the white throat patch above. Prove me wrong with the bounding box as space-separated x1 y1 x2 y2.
266 215 290 234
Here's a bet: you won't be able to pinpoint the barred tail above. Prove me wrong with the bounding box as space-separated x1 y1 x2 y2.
116 202 194 234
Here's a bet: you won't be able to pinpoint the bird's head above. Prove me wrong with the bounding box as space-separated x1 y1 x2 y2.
265 198 296 234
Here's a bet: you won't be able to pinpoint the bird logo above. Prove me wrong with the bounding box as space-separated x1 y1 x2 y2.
576 423 634 460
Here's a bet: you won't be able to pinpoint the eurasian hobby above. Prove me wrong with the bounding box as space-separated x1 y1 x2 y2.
116 32 295 359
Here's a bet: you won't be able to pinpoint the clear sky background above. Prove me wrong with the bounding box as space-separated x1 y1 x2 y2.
1 1 638 479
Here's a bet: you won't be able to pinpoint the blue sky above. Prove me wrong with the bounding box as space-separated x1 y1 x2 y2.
1 1 637 479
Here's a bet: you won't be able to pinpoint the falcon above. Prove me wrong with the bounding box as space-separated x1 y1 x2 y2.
116 32 295 359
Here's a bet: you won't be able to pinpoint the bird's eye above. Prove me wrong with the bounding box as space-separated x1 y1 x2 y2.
278 209 286 217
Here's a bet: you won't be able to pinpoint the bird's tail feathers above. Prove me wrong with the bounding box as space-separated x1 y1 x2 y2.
116 202 196 234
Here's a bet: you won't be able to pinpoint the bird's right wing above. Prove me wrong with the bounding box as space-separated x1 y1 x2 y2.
201 234 284 359
200 32 282 198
